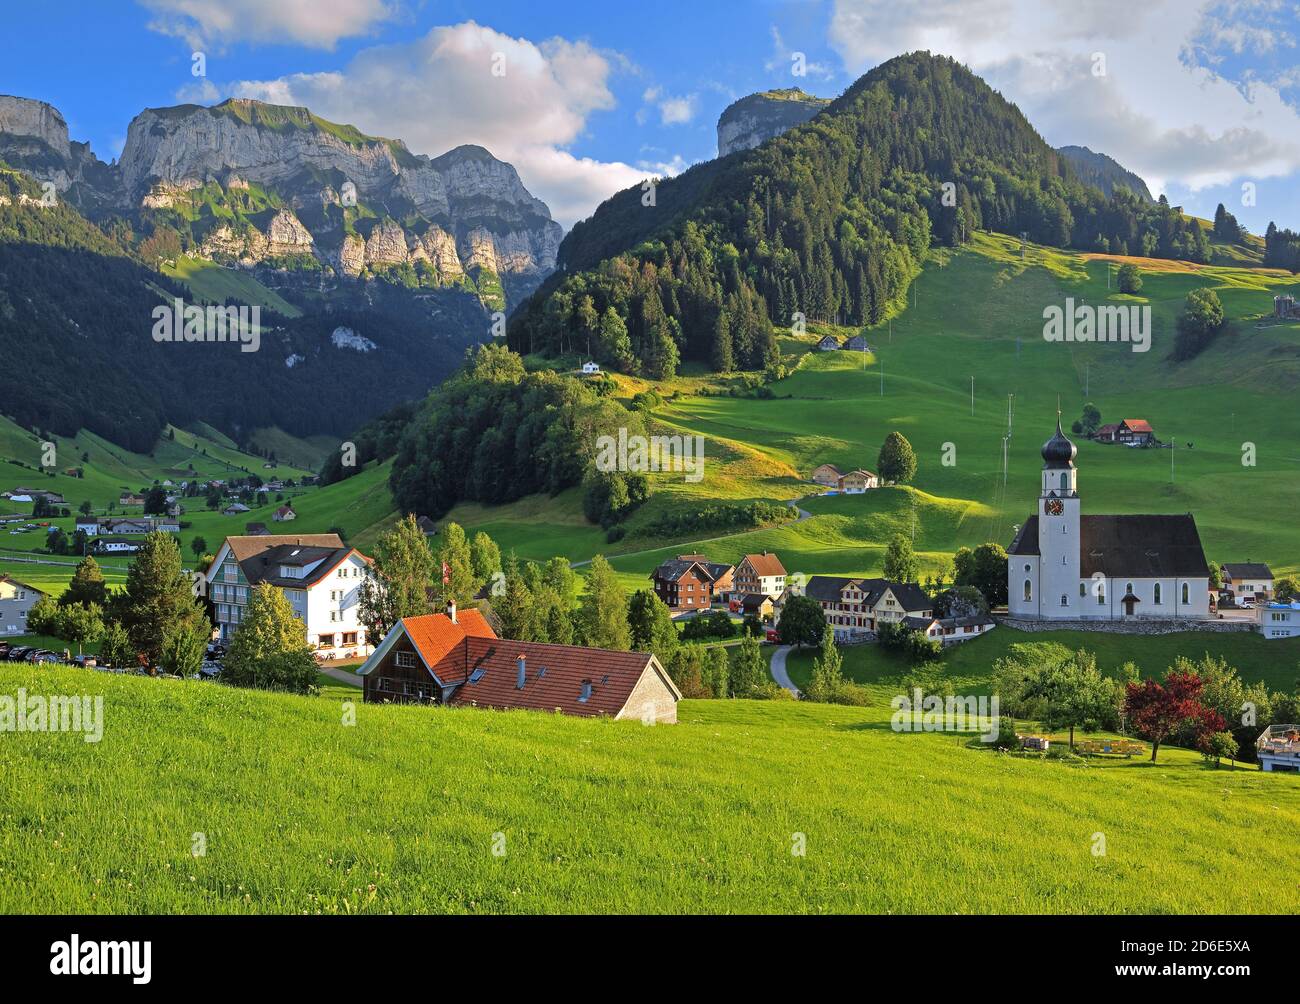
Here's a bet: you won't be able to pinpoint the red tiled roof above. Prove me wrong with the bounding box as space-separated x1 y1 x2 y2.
1122 419 1154 433
402 610 496 670
447 638 671 717
742 552 786 577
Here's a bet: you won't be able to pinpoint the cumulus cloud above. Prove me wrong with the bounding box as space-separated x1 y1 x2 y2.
639 87 699 125
141 0 397 50
827 0 1300 193
209 21 651 227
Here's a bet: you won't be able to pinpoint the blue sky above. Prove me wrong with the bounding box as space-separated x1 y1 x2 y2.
4 0 1300 232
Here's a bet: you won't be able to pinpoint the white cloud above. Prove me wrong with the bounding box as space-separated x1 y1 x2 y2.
826 0 1300 193
638 87 699 126
212 21 648 227
765 25 836 81
141 0 397 50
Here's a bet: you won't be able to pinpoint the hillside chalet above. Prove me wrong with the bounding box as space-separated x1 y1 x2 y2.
358 604 681 722
649 555 734 610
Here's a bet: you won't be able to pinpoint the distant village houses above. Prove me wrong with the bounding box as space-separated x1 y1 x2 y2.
778 575 934 643
0 574 43 636
1091 419 1156 446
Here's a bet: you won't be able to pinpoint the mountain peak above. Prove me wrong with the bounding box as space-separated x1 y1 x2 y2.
717 87 830 156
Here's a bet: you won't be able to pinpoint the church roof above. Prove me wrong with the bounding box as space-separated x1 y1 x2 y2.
1041 417 1076 468
1009 514 1210 578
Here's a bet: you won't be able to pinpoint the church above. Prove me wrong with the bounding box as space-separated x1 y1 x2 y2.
1007 418 1212 622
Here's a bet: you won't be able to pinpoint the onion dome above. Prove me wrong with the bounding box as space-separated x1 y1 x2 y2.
1041 416 1076 468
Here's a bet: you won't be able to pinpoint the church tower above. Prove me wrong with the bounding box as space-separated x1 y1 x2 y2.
1037 415 1082 616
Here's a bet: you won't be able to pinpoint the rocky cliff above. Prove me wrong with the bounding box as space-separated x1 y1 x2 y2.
1056 144 1154 201
0 95 118 210
716 88 830 157
117 100 561 305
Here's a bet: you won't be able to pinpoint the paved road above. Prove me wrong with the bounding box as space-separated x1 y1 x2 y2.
319 666 362 688
769 645 801 697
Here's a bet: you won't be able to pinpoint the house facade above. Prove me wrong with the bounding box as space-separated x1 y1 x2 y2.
205 533 373 657
733 552 786 599
0 575 43 636
649 558 717 611
1008 419 1211 621
273 505 297 522
358 606 681 722
1258 602 1300 639
838 469 878 493
811 463 844 487
81 517 179 536
844 335 873 352
904 614 996 645
777 575 933 642
816 335 840 351
1222 563 1273 602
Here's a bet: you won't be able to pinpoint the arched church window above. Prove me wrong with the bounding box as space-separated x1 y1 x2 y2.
1060 594 1068 607
1182 582 1190 604
1126 582 1134 595
1023 579 1032 602
1154 583 1162 605
1079 583 1086 596
1060 472 1069 491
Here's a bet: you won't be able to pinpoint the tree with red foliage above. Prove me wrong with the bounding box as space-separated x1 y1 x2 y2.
1124 670 1226 762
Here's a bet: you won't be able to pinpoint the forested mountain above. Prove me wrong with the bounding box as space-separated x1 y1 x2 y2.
1055 145 1153 201
0 163 483 451
511 52 1216 378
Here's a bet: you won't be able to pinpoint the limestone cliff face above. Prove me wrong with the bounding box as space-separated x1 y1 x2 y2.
116 100 562 302
716 88 830 157
0 95 118 209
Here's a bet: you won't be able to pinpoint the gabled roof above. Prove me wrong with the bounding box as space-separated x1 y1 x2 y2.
1222 562 1273 579
741 594 774 611
741 552 786 577
450 638 678 718
1010 514 1210 578
213 533 370 589
677 554 733 580
0 573 43 595
1121 419 1154 433
404 610 496 672
841 468 876 479
812 463 844 477
650 558 714 583
800 575 931 611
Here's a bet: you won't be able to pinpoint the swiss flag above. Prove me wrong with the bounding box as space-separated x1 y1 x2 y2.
441 560 450 585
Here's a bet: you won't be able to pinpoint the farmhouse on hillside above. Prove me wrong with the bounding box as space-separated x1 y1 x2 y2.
0 574 43 636
733 552 786 599
903 613 996 645
357 605 681 722
1008 418 1211 621
837 469 878 493
778 575 933 642
273 504 297 522
844 334 873 352
205 533 373 656
816 334 841 351
1092 419 1155 446
811 463 844 487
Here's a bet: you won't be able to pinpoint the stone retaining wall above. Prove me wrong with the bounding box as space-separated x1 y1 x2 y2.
996 616 1254 636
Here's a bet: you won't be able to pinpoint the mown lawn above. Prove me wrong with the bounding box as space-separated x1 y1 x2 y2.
0 664 1296 914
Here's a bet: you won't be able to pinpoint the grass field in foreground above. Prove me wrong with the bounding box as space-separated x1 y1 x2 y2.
1 664 1296 914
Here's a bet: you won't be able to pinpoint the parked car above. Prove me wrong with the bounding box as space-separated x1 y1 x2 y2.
7 646 32 661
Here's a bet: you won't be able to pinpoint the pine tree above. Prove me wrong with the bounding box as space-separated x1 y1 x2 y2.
730 632 766 697
495 556 535 641
806 627 846 703
62 554 107 608
576 555 630 650
120 531 207 669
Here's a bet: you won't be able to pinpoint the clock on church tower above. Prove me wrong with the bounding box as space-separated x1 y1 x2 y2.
1044 498 1065 516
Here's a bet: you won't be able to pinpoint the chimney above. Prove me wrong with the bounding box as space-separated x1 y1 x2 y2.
445 599 457 624
516 654 526 690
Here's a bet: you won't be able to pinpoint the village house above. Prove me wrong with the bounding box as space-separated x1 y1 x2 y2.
844 334 873 352
1008 419 1211 621
838 469 879 493
733 552 786 599
273 504 297 522
811 463 844 487
415 516 439 538
222 502 251 516
3 488 66 506
1258 601 1300 640
1221 562 1273 603
244 522 270 536
118 493 147 507
204 533 374 656
0 574 43 636
816 334 841 351
903 613 996 646
581 361 601 375
92 537 141 554
778 575 934 642
1092 419 1155 446
79 516 179 536
649 556 734 611
677 554 734 595
357 604 681 722
740 594 776 622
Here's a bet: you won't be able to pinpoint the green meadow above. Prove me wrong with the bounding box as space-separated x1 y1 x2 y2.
1 663 1296 915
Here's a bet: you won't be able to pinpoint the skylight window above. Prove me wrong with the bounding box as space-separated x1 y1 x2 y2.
469 668 486 684
579 680 593 703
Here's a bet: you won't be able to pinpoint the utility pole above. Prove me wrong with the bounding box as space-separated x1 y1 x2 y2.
1171 436 1175 483
880 359 884 397
1085 362 1089 397
970 376 975 417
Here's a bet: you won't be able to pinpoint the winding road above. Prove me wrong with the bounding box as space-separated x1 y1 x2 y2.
768 645 801 697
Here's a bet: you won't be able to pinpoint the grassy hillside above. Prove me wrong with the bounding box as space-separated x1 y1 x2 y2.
1 664 1295 914
444 232 1300 588
160 255 303 318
